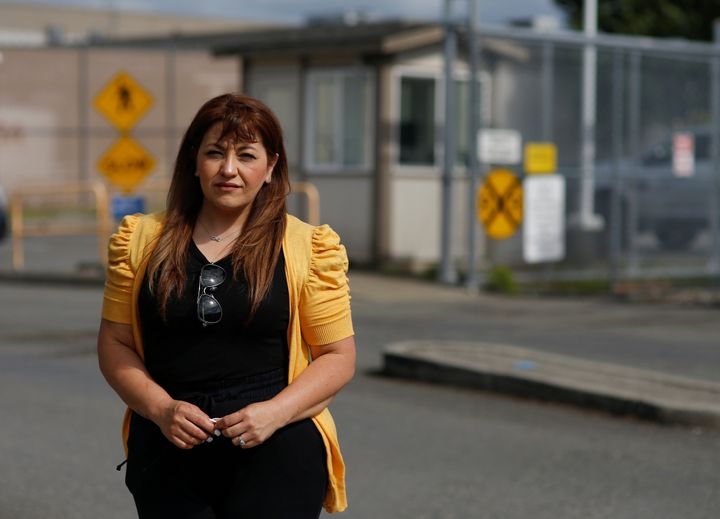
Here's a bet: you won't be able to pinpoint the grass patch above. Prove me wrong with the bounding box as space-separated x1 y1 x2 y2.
485 265 519 295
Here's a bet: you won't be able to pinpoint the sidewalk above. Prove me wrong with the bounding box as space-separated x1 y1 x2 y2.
349 272 720 429
0 235 104 284
3 236 720 429
383 340 720 429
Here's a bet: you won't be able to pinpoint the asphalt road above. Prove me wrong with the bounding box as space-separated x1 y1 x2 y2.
0 277 719 518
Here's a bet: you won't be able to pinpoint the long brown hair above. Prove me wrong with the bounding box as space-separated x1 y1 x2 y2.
146 93 289 320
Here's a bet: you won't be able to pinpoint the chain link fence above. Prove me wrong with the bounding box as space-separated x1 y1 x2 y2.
469 26 720 283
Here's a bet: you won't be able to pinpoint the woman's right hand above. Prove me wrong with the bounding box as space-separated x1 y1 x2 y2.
98 320 217 450
155 400 216 449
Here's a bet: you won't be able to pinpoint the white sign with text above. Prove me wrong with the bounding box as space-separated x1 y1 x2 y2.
523 174 566 263
478 129 522 165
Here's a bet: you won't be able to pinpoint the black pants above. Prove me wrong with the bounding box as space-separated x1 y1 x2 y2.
125 370 328 519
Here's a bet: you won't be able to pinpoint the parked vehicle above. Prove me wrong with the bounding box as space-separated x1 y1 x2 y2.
594 126 714 250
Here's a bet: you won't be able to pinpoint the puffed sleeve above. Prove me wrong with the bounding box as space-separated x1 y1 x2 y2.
101 214 141 324
299 224 354 347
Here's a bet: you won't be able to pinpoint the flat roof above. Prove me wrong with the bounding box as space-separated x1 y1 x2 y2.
85 21 444 57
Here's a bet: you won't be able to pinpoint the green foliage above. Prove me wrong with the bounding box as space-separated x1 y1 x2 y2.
485 264 518 295
553 0 720 41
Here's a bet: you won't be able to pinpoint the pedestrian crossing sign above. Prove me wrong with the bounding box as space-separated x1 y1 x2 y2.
94 71 154 132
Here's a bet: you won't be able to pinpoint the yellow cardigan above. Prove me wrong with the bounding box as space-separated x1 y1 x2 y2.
101 212 354 513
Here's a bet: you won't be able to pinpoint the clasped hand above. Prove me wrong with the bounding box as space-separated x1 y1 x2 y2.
156 399 285 450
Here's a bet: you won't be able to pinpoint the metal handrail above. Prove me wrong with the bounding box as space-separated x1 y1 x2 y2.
9 181 112 270
289 181 320 226
7 179 320 270
130 179 321 225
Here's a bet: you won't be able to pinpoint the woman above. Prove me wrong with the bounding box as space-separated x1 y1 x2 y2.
97 93 356 518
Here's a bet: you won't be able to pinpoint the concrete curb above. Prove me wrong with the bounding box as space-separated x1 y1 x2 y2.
0 270 105 287
383 340 720 429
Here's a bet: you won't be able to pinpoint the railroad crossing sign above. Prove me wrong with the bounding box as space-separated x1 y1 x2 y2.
477 168 523 239
97 136 156 193
94 71 154 132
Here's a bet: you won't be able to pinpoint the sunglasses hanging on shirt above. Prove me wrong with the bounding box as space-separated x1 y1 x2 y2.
197 263 225 327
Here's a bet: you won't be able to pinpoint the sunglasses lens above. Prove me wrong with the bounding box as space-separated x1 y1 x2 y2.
198 294 222 323
200 265 225 287
198 263 225 326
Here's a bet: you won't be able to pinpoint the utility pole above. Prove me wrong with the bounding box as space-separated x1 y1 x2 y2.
465 0 482 291
577 0 602 231
439 0 458 284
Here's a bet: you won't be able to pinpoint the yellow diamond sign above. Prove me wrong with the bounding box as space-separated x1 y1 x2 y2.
97 136 156 193
94 71 154 131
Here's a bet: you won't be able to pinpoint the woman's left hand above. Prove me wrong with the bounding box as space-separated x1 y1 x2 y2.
215 400 287 448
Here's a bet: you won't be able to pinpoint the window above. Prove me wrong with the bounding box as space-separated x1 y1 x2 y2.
305 68 374 170
399 77 436 165
694 132 710 161
398 75 484 167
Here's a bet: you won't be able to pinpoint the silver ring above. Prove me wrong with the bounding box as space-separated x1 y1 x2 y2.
238 438 246 447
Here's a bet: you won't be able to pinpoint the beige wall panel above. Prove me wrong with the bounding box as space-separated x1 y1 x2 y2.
390 176 440 261
173 53 240 130
0 47 241 199
389 175 476 264
303 175 373 263
246 61 301 176
0 50 76 192
0 105 66 193
0 48 80 125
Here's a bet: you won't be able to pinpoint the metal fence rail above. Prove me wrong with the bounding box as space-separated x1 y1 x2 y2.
7 180 320 270
9 181 112 269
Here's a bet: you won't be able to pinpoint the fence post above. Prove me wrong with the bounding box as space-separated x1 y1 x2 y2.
10 192 24 270
627 51 642 275
439 0 458 284
609 47 625 287
93 182 112 265
290 182 320 226
577 0 601 230
708 23 720 276
465 0 481 291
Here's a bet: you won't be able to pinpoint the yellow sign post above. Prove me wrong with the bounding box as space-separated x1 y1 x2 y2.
94 71 154 132
477 168 523 239
524 142 557 175
97 136 156 194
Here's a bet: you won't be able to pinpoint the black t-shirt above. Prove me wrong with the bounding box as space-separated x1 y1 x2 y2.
138 242 289 393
